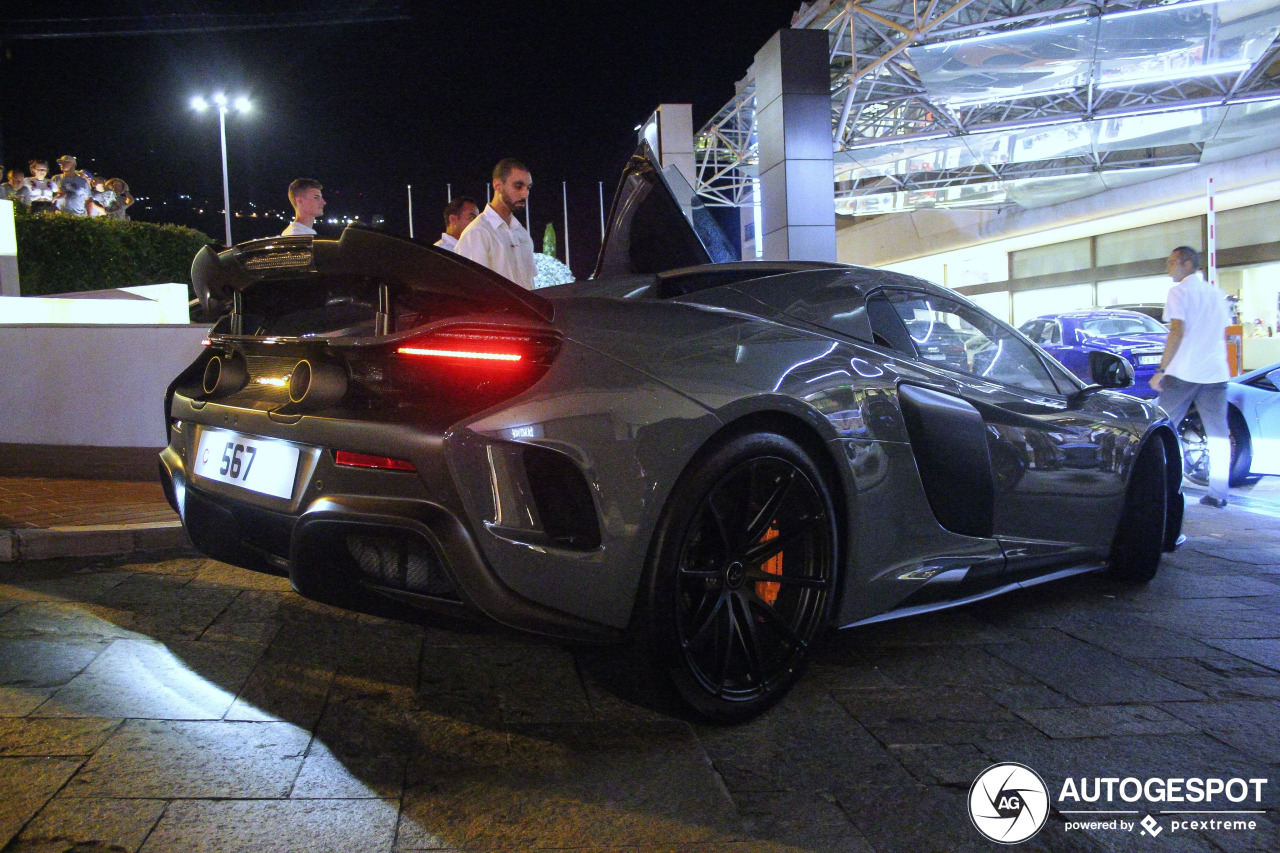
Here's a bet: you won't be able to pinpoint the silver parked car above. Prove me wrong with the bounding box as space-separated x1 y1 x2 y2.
1180 362 1280 486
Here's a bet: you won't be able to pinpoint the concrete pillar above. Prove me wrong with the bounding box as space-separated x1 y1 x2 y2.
0 200 19 296
739 180 762 260
641 104 696 190
755 28 836 262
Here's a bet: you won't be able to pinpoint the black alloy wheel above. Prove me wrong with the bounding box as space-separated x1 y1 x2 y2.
1107 438 1168 583
644 432 837 723
1178 408 1251 487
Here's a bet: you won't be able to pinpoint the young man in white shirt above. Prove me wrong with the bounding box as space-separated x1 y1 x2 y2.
52 155 90 216
455 158 536 289
434 196 479 252
282 179 325 236
1150 245 1233 507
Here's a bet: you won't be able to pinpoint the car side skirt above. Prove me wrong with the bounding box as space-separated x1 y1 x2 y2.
839 562 1105 629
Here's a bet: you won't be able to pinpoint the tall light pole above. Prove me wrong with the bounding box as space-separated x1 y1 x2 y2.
190 92 250 247
562 181 570 270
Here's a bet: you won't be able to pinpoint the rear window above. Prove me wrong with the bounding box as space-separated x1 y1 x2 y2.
197 227 551 339
226 273 518 338
1079 315 1166 336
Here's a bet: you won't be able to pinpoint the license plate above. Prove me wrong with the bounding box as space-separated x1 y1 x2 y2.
194 429 301 499
1138 354 1162 365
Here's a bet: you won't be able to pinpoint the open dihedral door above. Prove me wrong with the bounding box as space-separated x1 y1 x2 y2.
593 141 712 278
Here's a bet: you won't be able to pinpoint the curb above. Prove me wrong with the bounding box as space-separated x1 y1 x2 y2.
0 521 190 562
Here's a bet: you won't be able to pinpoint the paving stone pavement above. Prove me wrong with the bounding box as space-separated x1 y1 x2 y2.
0 502 1278 852
0 478 175 530
0 477 186 563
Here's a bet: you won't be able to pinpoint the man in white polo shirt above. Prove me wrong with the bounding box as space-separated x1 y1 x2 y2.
434 196 479 252
1150 245 1232 508
455 158 536 289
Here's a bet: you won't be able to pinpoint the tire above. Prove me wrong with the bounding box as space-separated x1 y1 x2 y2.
1108 438 1168 583
1178 408 1251 487
641 432 838 723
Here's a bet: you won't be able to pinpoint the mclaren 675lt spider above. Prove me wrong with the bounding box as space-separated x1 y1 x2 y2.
161 145 1183 721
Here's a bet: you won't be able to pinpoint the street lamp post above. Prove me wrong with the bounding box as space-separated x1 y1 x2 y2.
190 93 250 247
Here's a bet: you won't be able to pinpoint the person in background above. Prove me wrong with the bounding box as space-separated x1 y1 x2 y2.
84 176 134 219
1 169 30 206
25 160 56 212
104 178 133 220
1150 245 1233 508
87 176 112 217
52 155 90 216
434 196 479 252
282 179 324 236
455 158 536 289
51 155 75 190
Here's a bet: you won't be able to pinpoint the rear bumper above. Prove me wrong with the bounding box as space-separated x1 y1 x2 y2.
159 442 622 643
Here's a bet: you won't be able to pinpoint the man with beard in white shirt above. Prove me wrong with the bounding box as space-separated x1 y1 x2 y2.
455 158 536 289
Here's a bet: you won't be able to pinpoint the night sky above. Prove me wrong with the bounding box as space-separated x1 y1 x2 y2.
1 1 801 277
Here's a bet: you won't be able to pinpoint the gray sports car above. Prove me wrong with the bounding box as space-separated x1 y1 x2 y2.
160 145 1183 721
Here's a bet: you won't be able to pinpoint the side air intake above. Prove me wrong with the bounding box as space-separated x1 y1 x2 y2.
522 445 601 549
897 383 995 538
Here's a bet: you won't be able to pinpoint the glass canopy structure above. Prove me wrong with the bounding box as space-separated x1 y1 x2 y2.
695 0 1280 215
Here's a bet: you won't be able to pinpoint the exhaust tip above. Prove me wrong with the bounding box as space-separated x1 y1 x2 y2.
202 353 248 398
288 359 347 408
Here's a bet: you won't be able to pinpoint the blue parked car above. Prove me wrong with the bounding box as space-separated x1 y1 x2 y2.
1019 310 1167 399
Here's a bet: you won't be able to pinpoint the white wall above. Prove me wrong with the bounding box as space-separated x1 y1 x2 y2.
1012 283 1094 327
0 200 17 297
0 283 191 325
0 324 208 447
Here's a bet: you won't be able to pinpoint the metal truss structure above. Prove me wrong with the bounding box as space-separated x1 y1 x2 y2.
695 0 1280 214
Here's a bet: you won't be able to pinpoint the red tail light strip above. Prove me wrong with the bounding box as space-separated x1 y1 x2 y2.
397 346 522 362
334 451 417 472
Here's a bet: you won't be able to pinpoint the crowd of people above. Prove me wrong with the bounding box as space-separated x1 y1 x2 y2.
1 154 133 220
282 157 537 290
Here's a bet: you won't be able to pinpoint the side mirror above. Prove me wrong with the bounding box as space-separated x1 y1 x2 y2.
1089 351 1135 388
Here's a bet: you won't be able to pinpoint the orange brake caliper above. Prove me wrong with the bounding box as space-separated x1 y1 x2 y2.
756 525 782 605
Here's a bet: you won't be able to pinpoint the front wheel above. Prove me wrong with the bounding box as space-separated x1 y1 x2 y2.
1108 438 1168 583
642 432 838 723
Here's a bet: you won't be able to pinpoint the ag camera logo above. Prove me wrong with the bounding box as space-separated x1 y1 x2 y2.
969 763 1051 844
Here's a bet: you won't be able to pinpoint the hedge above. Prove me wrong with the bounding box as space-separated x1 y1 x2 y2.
12 208 213 297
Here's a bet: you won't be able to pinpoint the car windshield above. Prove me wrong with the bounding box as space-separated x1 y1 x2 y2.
1079 315 1166 336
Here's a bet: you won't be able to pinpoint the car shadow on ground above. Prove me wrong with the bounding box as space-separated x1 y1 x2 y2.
0 552 842 850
